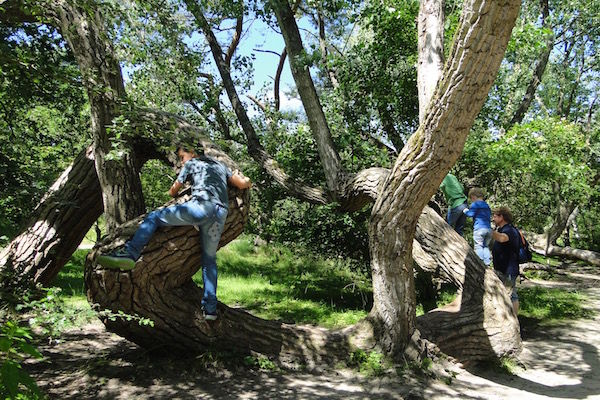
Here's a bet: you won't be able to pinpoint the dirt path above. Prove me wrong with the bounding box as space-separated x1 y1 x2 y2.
25 266 600 399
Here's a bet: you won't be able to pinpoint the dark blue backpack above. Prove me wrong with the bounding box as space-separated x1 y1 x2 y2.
516 228 532 264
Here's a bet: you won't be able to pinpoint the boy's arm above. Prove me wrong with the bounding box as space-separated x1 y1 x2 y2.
228 170 252 189
169 180 183 197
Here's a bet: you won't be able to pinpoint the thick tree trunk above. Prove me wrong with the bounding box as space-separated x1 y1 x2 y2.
0 110 197 286
369 0 520 357
84 149 363 367
0 147 102 286
413 207 521 360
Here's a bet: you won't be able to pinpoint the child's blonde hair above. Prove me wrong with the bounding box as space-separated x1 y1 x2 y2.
468 187 485 199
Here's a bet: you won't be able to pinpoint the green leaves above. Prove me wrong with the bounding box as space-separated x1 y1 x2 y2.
459 117 594 233
0 321 43 399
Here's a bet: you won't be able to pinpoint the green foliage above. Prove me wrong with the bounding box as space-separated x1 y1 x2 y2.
331 0 419 151
0 25 89 238
0 322 43 400
206 236 371 328
519 286 595 322
347 349 386 376
458 117 595 244
140 160 173 211
243 355 277 371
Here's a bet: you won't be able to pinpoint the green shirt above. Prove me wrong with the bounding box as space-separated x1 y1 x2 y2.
440 174 467 209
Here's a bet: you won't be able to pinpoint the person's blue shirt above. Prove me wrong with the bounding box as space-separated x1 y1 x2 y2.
464 200 491 230
492 224 520 277
177 156 232 209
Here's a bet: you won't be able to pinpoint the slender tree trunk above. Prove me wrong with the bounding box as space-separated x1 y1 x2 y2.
49 1 145 230
417 0 445 123
508 0 551 126
269 0 343 195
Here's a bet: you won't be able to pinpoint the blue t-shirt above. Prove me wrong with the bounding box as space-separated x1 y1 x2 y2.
177 156 232 209
464 200 491 230
492 224 520 276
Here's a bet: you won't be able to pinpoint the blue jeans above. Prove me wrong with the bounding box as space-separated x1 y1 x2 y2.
473 228 492 266
125 199 228 314
447 203 467 236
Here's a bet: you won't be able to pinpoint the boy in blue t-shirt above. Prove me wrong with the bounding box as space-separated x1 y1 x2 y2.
463 187 492 266
96 145 252 320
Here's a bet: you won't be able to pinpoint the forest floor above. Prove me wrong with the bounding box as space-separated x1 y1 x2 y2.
24 263 600 400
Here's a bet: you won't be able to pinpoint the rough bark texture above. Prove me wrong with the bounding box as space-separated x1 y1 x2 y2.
0 109 204 286
369 0 521 356
0 147 102 286
413 208 521 360
49 0 145 230
84 146 364 367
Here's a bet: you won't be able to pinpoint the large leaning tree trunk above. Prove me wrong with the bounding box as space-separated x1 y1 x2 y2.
84 141 362 368
368 0 521 357
0 147 102 288
0 109 185 288
413 208 521 360
191 0 522 361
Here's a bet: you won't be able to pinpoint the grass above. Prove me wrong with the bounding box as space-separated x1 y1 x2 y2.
194 236 371 328
519 286 595 322
48 236 594 332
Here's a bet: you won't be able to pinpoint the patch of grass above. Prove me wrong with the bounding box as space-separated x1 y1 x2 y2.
522 269 564 281
416 285 458 317
519 286 595 322
531 253 561 266
192 236 371 328
348 349 387 376
50 249 88 298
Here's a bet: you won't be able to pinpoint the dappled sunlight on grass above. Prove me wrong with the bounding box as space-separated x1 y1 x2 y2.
191 236 371 328
50 249 88 297
519 286 595 322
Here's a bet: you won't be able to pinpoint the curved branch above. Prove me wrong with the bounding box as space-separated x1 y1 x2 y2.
274 47 287 111
225 14 243 67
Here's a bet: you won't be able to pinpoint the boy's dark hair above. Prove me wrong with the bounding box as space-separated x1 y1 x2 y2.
468 187 485 199
492 206 513 224
175 142 204 155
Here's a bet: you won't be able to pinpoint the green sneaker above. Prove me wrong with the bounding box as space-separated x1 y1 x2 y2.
97 248 136 270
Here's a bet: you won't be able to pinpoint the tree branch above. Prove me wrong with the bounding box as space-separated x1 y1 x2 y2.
186 1 329 205
270 0 343 196
225 13 243 67
508 0 551 126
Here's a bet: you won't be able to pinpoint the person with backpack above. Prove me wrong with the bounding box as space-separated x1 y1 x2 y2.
463 187 492 266
491 206 521 315
439 173 468 236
